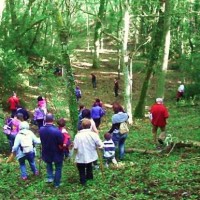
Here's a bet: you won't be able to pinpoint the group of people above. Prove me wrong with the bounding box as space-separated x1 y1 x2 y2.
90 73 119 97
4 80 184 187
5 93 130 187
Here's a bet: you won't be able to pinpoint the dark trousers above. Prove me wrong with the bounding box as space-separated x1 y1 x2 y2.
93 118 101 128
36 119 44 129
77 162 93 185
114 88 118 97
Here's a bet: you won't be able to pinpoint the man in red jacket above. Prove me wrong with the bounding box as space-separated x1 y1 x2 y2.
7 92 20 117
150 98 169 145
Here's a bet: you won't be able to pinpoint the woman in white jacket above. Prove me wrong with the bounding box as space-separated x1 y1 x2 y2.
12 121 41 180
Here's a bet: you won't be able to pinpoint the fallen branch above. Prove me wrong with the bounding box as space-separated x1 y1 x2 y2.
125 148 160 155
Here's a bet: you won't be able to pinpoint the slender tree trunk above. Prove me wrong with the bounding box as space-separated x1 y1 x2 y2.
120 0 132 124
156 0 171 98
134 1 165 118
51 0 78 137
93 0 106 68
0 0 5 23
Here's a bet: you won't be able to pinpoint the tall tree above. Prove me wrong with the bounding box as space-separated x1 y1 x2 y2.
0 0 5 23
120 0 133 124
50 0 78 137
93 0 106 68
156 0 172 98
134 0 165 118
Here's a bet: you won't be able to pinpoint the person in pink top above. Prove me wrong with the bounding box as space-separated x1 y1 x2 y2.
37 96 47 114
150 98 169 145
7 92 20 117
7 113 23 151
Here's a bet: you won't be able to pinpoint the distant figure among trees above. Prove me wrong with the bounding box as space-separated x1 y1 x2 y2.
91 73 97 88
114 78 119 97
7 92 20 116
75 86 82 102
176 82 185 102
149 98 169 145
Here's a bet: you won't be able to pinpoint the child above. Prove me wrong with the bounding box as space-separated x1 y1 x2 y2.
75 86 82 102
57 118 71 158
103 133 118 168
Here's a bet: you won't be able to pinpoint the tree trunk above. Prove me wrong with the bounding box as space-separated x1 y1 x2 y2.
120 0 132 124
0 0 5 23
134 1 165 118
156 0 171 98
51 0 78 137
93 0 106 68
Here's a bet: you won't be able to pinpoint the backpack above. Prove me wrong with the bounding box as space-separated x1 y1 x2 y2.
3 118 13 135
20 131 33 153
119 121 129 134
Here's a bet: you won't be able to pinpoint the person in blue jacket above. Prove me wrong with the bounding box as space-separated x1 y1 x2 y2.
108 102 129 160
39 113 64 188
91 103 105 128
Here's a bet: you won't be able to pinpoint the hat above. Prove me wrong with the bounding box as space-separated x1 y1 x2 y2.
156 98 163 104
45 113 54 122
104 133 111 140
19 121 30 130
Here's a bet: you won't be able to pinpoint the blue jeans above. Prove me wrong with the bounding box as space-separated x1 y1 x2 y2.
112 133 128 160
18 152 37 178
46 162 63 187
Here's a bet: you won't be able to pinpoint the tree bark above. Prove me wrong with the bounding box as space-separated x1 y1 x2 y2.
93 0 106 68
156 0 171 98
51 0 78 137
134 1 165 118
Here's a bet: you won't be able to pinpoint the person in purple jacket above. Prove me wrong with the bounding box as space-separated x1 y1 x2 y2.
33 104 46 129
91 102 105 128
39 113 64 188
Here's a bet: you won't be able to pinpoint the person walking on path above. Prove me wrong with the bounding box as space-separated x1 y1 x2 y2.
39 113 64 188
75 86 82 102
33 103 47 129
103 132 118 168
149 98 169 145
16 105 30 121
91 73 97 89
7 92 20 117
74 119 103 186
93 98 103 107
11 121 41 180
57 118 71 158
176 82 185 102
108 102 129 161
91 102 105 129
37 96 47 114
114 78 119 97
7 113 23 150
78 109 99 134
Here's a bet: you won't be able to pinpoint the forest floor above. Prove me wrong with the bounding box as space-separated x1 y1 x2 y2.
0 50 200 200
